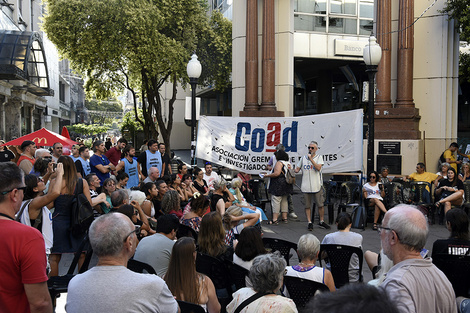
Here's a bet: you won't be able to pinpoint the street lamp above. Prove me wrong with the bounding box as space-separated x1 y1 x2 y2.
186 53 202 167
363 35 382 175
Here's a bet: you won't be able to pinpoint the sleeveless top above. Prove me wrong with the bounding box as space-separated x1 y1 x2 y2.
146 150 162 175
286 265 325 284
78 157 91 177
123 158 139 188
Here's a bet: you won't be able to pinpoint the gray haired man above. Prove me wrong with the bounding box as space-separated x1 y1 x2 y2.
379 205 456 313
66 213 179 313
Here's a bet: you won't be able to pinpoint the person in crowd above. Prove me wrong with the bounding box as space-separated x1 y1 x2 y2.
437 162 450 180
267 144 298 220
69 144 80 162
0 162 53 313
181 192 210 232
66 213 178 312
321 212 363 283
159 143 172 176
85 173 110 212
101 177 117 213
139 139 148 152
181 173 199 198
229 177 267 224
117 201 153 238
380 166 393 184
263 150 293 225
17 140 36 174
432 208 470 256
35 148 52 159
143 166 160 184
442 142 461 172
49 156 93 277
169 173 188 202
223 206 260 248
30 156 55 185
379 205 456 313
435 167 464 214
210 178 235 215
115 172 129 190
193 166 209 195
236 171 253 201
104 137 112 151
295 141 330 230
285 233 336 292
105 137 127 167
75 146 91 178
363 171 387 230
0 140 15 162
138 139 163 181
198 211 233 261
162 189 183 218
110 189 130 209
227 253 297 313
406 162 441 203
141 182 160 218
90 140 115 186
154 179 169 213
134 214 179 277
311 283 399 313
176 163 188 180
164 237 220 313
18 164 64 264
115 144 139 188
233 226 267 271
51 142 63 163
459 162 470 182
203 162 220 190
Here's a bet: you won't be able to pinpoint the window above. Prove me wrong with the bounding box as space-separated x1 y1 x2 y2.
294 0 373 35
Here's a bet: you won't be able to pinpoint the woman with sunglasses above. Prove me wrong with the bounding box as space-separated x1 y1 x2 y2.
17 163 64 266
362 171 386 230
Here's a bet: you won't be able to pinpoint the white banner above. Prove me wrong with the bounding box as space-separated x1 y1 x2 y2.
195 110 363 174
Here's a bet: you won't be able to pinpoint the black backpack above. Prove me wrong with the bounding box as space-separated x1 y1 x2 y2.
70 179 94 237
439 152 446 164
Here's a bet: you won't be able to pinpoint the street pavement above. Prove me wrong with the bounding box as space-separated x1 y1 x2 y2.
53 149 450 312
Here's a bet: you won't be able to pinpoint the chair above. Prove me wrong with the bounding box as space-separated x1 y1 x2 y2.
461 181 470 215
177 223 198 241
47 235 93 308
319 244 363 288
225 260 250 290
177 300 206 313
283 276 329 309
410 181 435 222
432 253 470 298
262 237 298 265
249 178 271 215
127 259 156 274
338 181 361 216
195 252 233 313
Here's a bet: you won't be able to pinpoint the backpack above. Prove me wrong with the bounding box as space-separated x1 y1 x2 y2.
439 152 446 164
280 161 296 185
351 205 366 229
70 179 94 237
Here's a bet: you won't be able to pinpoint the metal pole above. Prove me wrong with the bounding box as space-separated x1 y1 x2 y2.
366 66 377 174
190 78 197 167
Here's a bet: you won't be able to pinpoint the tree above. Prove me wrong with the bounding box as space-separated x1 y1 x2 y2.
121 109 144 145
442 0 469 41
43 0 232 153
85 99 123 124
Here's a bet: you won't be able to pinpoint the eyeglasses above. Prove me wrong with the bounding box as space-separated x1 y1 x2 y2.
369 175 376 179
38 177 44 182
377 225 400 239
0 186 26 195
308 147 315 150
123 226 141 242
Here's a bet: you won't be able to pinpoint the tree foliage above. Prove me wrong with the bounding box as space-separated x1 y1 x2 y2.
85 99 122 124
42 0 232 152
67 124 111 136
443 0 469 41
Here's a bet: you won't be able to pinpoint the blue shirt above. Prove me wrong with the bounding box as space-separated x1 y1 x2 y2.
90 154 110 185
122 157 139 188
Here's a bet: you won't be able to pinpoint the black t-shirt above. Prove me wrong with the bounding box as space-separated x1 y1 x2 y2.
161 153 171 176
194 179 208 194
438 179 464 190
432 238 470 256
0 149 15 162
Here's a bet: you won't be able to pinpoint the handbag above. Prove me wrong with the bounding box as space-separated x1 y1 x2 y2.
70 179 94 237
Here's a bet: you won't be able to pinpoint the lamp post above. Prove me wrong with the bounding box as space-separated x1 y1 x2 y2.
363 36 382 175
186 53 202 167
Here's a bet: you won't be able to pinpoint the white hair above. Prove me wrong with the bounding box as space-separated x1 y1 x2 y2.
129 190 146 206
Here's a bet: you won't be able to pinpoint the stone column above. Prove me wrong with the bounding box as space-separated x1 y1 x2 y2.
243 0 259 112
260 0 276 111
375 0 392 109
5 97 22 140
396 0 414 107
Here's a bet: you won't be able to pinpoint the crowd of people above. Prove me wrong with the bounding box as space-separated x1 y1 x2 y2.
1 137 470 313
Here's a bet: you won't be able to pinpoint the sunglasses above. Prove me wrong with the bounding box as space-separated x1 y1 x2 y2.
123 226 141 242
0 186 27 195
308 147 315 150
